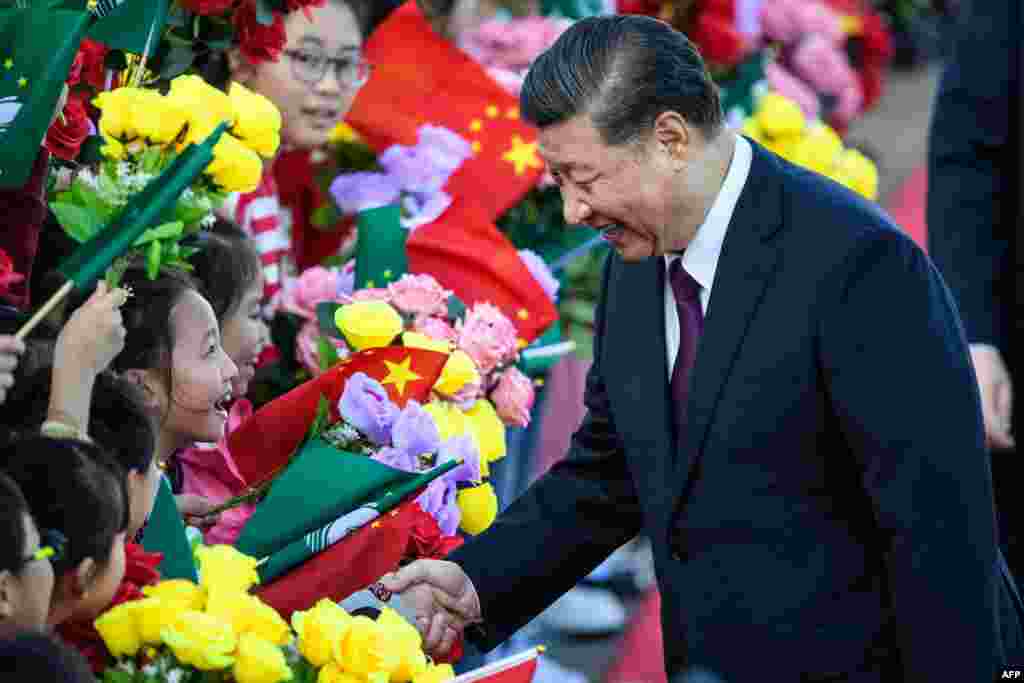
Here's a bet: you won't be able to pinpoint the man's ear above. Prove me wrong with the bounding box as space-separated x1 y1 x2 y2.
652 110 692 162
227 48 259 85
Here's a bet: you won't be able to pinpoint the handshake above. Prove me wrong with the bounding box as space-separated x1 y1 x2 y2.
379 559 484 659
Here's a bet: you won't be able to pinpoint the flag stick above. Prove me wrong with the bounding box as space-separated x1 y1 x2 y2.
14 280 73 342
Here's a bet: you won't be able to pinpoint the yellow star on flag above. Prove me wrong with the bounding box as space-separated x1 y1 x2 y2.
381 356 422 396
3 59 13 70
502 136 543 176
17 76 27 88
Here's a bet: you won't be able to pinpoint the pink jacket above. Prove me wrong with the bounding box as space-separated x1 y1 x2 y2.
177 400 257 546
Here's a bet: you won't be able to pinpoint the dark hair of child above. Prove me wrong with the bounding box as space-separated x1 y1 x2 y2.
0 472 31 575
190 223 263 324
0 630 96 682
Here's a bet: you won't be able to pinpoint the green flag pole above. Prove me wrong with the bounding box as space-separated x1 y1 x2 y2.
14 122 229 341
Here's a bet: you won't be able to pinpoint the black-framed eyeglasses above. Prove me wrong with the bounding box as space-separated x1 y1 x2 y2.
284 49 372 89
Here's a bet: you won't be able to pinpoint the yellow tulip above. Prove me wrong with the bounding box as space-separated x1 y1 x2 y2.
413 663 456 683
335 301 403 350
378 608 428 683
234 633 294 683
755 92 805 139
318 662 364 683
206 590 293 646
205 132 264 193
463 399 506 462
435 350 480 396
333 615 400 678
424 402 488 477
832 148 879 200
142 579 206 611
161 610 237 670
292 599 353 669
228 81 283 159
134 597 180 645
196 545 261 595
457 483 498 535
93 600 143 658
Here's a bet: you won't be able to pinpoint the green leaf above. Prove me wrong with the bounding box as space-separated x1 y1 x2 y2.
70 179 114 223
104 255 131 290
178 246 199 259
133 221 184 247
254 0 275 25
146 240 162 279
317 335 339 373
308 395 330 441
50 201 103 243
315 301 345 340
139 146 164 175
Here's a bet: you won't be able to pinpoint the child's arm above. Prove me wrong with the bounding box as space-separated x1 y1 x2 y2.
43 283 127 439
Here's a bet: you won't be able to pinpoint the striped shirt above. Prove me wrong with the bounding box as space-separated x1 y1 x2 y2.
220 169 290 304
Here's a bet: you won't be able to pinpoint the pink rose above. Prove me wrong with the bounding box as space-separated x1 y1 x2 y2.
413 315 458 343
279 266 343 320
296 320 350 376
491 367 535 428
350 288 392 303
793 1 844 46
387 273 452 317
456 302 519 374
791 35 863 124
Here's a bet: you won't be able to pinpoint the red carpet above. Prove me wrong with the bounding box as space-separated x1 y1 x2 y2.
601 168 931 683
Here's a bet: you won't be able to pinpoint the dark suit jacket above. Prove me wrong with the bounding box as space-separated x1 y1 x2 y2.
450 141 1018 680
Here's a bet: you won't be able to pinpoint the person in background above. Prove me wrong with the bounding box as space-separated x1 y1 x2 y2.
0 631 96 682
0 472 56 639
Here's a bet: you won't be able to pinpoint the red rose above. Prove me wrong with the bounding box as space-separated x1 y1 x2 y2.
693 13 747 68
0 248 24 294
286 0 325 21
77 39 109 91
45 94 91 162
179 0 236 16
234 2 287 65
66 50 84 88
407 502 464 560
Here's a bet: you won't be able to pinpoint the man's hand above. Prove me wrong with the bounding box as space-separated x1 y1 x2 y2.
175 494 221 530
970 345 1015 450
380 559 482 658
0 334 25 405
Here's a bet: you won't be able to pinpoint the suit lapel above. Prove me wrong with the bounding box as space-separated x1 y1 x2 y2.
673 143 786 505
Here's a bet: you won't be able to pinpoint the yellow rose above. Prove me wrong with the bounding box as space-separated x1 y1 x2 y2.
207 590 293 646
93 601 143 658
195 545 262 595
133 90 188 144
402 332 453 354
318 662 364 683
457 483 498 535
832 148 879 201
100 134 126 160
755 92 805 139
234 633 294 683
335 301 404 350
424 402 488 477
204 132 264 193
463 399 506 463
333 615 400 678
789 123 843 177
292 599 353 668
142 579 207 611
168 74 235 141
413 663 456 683
228 82 282 159
133 597 180 645
434 350 480 396
377 608 427 683
93 87 143 140
161 610 237 670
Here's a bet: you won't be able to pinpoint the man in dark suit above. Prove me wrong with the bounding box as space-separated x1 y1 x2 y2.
382 15 1016 680
927 0 1021 574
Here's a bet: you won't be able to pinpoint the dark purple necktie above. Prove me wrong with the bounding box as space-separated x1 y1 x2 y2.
669 259 704 436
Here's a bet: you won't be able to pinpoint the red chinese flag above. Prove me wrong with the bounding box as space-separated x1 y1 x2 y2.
406 199 559 344
452 648 542 682
255 499 418 620
228 346 449 487
346 2 544 221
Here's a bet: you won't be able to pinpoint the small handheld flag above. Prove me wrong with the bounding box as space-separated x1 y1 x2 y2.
452 647 544 683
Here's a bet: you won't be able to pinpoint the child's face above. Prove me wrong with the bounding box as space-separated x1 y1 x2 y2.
0 513 55 636
126 459 161 540
163 290 239 445
238 2 365 151
221 280 269 397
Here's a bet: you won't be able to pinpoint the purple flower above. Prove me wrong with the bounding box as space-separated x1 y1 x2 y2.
391 401 441 461
417 125 473 176
517 249 560 302
337 260 355 298
437 434 482 484
371 446 419 473
330 172 402 214
337 372 400 446
416 478 461 536
400 191 453 231
378 125 471 194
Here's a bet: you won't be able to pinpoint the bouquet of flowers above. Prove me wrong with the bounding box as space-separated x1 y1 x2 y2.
49 73 280 283
93 543 456 683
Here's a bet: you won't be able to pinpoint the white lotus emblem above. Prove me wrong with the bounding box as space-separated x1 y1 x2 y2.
0 95 23 134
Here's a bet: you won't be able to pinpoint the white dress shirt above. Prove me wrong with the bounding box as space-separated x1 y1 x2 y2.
664 135 753 377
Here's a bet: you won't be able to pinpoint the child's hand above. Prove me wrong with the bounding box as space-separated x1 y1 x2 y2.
55 281 128 378
0 334 26 405
175 494 222 530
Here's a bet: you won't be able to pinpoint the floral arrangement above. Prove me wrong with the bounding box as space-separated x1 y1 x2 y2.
48 73 280 282
93 544 455 683
457 15 573 96
328 125 473 232
742 91 878 200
